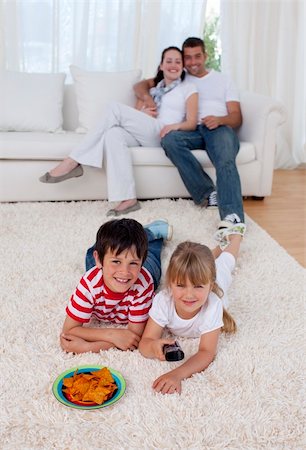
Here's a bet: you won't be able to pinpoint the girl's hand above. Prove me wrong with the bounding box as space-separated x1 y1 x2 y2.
152 370 182 394
151 338 176 361
160 124 179 138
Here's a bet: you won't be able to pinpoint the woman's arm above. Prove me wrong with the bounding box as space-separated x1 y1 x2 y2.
152 328 221 394
160 92 198 138
139 317 175 360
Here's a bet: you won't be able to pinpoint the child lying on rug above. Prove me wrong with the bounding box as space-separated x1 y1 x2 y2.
60 218 173 354
139 225 246 395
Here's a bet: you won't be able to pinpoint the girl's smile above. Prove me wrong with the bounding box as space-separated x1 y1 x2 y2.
171 279 211 320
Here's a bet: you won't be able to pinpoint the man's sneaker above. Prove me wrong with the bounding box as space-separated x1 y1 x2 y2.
206 191 218 209
144 219 173 241
214 222 247 250
218 213 241 229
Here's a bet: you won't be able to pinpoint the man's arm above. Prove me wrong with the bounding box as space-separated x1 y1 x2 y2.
201 101 242 130
133 78 156 108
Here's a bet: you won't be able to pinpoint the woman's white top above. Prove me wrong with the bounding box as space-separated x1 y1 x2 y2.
157 80 197 127
149 252 235 338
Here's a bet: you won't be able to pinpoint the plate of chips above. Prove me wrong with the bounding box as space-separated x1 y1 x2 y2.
52 365 126 410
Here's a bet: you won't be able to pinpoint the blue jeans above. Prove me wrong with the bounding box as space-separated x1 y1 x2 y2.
161 125 244 221
85 229 162 290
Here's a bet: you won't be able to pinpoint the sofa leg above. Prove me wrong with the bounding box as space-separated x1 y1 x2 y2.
252 196 265 201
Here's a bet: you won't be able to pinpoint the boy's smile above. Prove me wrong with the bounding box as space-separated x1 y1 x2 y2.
95 247 142 293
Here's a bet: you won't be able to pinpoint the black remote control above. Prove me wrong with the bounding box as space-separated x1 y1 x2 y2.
163 341 184 361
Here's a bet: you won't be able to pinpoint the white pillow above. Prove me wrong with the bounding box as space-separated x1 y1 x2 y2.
0 71 66 132
70 65 142 132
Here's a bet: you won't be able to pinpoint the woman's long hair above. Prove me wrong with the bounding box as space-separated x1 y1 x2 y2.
153 46 186 86
165 241 237 333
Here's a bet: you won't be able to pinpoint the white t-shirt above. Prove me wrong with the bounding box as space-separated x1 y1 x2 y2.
149 252 235 338
157 80 197 127
185 70 239 122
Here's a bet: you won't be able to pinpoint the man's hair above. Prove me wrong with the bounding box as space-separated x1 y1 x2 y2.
95 218 148 264
182 37 206 54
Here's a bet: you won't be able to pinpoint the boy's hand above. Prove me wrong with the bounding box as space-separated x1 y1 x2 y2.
110 329 141 351
152 370 182 395
60 333 90 353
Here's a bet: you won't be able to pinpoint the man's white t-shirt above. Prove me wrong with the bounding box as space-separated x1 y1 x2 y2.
185 70 239 122
157 80 197 127
149 252 235 338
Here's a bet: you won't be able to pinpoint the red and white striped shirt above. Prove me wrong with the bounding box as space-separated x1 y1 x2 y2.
66 266 154 324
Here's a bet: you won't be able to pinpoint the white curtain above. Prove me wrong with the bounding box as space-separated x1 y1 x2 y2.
0 0 206 78
220 0 306 168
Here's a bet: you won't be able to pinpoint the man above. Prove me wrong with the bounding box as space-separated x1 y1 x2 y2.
134 37 245 230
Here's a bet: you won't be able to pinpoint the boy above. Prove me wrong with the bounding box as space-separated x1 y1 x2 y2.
60 218 172 354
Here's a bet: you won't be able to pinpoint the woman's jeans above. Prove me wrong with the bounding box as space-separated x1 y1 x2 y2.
161 124 244 222
85 229 162 290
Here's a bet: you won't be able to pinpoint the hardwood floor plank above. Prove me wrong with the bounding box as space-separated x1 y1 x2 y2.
244 169 306 267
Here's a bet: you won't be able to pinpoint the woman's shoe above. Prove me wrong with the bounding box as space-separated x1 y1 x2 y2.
106 201 141 216
39 165 83 183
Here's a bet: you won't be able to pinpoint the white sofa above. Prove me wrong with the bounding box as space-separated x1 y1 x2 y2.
0 80 286 203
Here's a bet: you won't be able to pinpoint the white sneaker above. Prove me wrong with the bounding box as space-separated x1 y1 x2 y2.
214 222 247 250
218 213 241 229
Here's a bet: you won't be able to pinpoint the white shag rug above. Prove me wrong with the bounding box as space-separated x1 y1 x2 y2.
1 199 305 450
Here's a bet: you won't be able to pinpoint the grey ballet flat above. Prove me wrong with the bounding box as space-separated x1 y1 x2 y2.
39 165 83 183
106 201 141 216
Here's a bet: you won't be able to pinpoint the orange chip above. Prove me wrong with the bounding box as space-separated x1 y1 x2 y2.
62 367 118 405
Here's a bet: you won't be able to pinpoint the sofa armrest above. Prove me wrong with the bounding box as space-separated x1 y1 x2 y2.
238 90 286 196
238 91 286 159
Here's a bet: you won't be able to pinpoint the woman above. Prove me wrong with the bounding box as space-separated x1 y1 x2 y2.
40 47 198 216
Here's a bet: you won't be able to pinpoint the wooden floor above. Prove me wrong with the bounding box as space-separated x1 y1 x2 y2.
243 169 306 268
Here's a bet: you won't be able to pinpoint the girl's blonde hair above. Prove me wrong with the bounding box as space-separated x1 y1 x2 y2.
165 241 236 333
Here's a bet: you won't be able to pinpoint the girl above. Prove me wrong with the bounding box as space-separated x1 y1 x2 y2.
39 47 198 216
139 231 244 395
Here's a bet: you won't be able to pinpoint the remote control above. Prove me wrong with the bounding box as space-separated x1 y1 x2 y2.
163 341 184 361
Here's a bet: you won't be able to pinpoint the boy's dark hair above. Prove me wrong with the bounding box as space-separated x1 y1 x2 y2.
153 46 186 85
182 37 206 54
95 218 148 264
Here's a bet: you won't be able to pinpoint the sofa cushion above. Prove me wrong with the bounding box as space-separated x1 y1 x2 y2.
0 132 83 159
70 66 142 133
131 142 255 166
0 71 66 132
0 132 255 167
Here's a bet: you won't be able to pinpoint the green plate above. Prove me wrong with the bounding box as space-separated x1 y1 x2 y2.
52 365 126 410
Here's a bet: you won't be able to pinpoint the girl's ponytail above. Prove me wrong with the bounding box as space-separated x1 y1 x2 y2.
222 308 237 334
